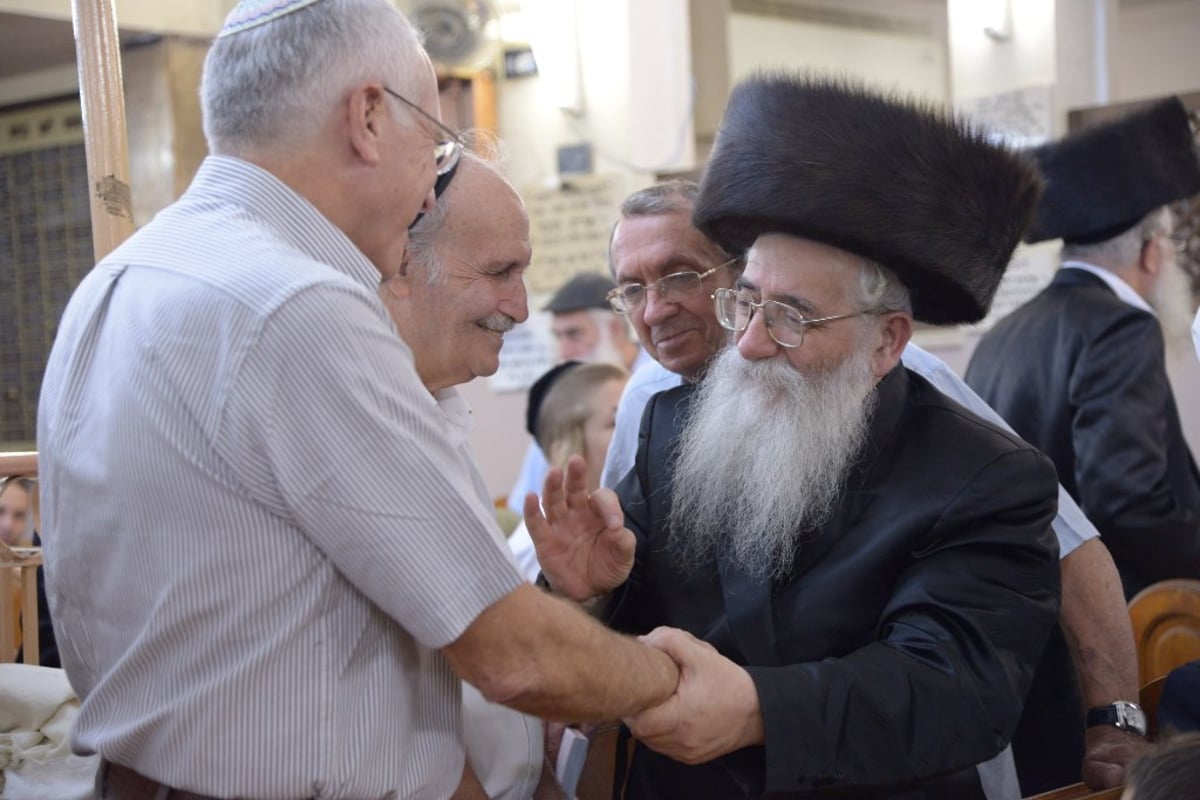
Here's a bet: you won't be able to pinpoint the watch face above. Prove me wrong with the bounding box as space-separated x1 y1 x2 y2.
1118 702 1147 735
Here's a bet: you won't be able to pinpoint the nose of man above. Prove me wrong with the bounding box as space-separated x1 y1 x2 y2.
735 310 781 361
641 285 680 328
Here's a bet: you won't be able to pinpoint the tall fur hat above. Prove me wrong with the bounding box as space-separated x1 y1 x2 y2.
1025 97 1200 245
693 74 1042 325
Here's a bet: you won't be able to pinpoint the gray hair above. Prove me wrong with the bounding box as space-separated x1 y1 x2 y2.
405 147 504 285
608 180 739 276
619 179 701 217
201 0 426 154
1061 206 1173 268
406 188 452 285
854 257 912 315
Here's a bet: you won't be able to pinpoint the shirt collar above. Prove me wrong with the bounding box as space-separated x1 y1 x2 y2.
434 387 474 447
189 155 383 293
1060 261 1155 315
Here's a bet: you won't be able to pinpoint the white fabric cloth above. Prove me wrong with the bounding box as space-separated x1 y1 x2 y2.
600 359 684 490
0 664 97 800
37 156 525 799
438 389 543 800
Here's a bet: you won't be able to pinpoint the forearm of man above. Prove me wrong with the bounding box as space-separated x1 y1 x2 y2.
1061 539 1140 707
1060 538 1147 788
443 583 679 721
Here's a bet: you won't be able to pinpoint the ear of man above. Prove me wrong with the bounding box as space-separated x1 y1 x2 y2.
871 312 913 378
347 84 388 166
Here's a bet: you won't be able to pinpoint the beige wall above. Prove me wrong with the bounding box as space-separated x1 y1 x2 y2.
941 0 1200 458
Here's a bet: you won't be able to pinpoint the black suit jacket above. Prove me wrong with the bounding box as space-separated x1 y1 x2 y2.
966 267 1200 597
609 365 1061 799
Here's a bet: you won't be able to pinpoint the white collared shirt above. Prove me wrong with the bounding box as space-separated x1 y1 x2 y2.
437 388 543 800
1061 260 1154 314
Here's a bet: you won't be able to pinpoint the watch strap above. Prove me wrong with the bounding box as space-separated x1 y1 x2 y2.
1086 702 1147 736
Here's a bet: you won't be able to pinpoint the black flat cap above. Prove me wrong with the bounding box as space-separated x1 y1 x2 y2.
543 273 616 314
525 361 581 437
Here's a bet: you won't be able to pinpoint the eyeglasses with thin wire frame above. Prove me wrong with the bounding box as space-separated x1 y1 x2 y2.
713 287 871 349
383 86 464 184
607 257 741 314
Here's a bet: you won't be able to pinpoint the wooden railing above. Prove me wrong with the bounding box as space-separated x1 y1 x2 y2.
0 451 37 478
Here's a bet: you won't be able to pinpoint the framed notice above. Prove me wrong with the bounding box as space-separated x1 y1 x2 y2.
522 174 622 295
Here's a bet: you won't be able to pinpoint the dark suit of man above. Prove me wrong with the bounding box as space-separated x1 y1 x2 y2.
966 267 1200 598
607 365 1061 799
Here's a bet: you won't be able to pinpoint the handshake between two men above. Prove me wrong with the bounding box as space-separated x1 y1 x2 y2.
525 456 766 769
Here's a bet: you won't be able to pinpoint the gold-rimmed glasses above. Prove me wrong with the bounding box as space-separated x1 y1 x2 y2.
607 257 740 314
713 288 870 349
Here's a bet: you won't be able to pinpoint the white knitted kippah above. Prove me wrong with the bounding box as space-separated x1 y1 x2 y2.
217 0 325 38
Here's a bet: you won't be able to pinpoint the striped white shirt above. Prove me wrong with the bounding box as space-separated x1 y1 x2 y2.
37 156 525 799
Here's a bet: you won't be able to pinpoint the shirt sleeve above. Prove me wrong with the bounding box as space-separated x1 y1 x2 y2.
601 365 683 490
219 283 524 649
601 382 647 491
903 344 1098 558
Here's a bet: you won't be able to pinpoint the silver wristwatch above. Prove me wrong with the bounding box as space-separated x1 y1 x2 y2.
1085 701 1147 737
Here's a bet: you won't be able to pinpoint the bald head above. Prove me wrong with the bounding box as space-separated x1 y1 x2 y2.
383 155 532 393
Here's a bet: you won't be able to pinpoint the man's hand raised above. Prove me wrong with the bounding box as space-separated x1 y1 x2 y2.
524 455 636 601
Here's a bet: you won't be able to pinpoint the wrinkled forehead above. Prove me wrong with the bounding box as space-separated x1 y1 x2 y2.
742 234 863 303
611 212 729 282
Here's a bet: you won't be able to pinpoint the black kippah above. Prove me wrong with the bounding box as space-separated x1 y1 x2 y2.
525 361 582 438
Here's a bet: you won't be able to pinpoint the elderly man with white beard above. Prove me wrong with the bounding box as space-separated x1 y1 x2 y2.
967 97 1200 603
525 75 1061 800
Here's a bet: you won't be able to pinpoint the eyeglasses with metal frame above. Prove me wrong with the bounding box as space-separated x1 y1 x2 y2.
606 257 741 314
383 86 463 194
712 287 872 349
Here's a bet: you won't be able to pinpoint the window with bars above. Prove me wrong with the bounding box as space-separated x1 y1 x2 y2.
1 97 93 447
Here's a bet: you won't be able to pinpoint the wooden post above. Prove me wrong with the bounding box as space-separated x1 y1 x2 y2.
72 0 135 262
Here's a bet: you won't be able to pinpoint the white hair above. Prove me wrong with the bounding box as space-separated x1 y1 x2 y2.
201 0 426 154
854 256 912 315
406 186 452 285
1061 207 1173 268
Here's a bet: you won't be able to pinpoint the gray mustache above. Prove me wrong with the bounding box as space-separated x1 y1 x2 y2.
480 314 516 333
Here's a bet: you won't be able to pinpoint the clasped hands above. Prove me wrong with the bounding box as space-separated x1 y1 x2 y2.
524 456 765 764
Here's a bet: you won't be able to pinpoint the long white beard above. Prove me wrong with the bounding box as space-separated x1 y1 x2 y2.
668 343 879 582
